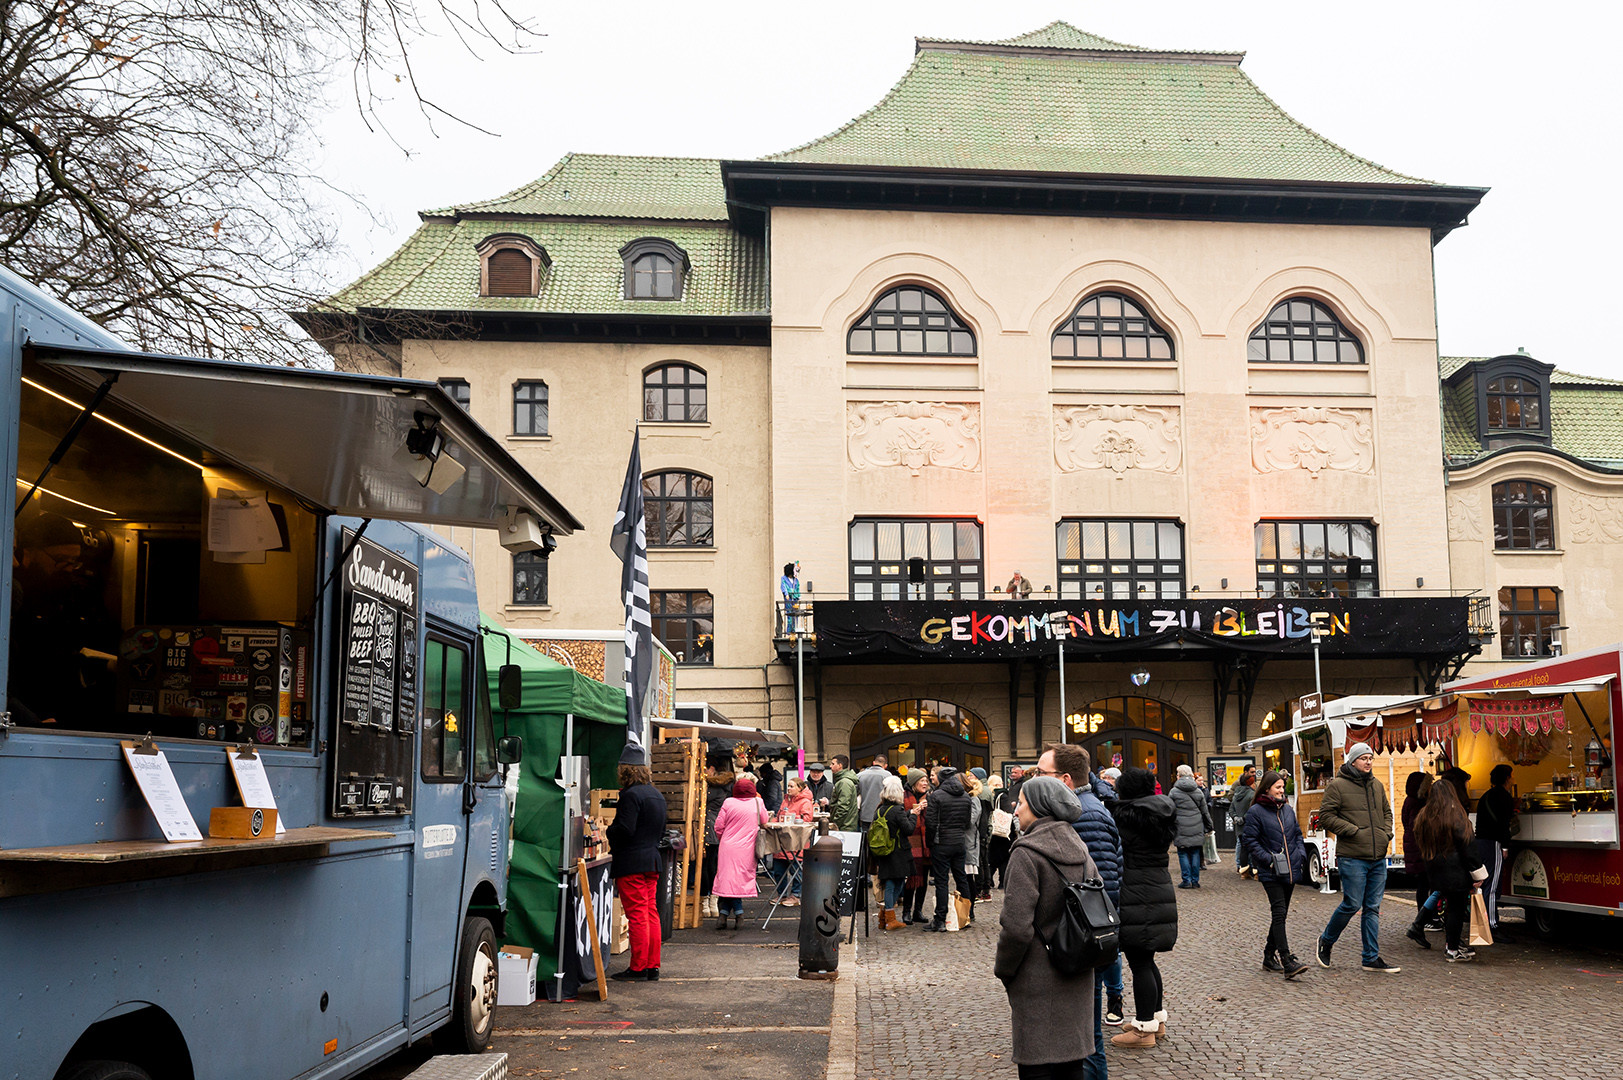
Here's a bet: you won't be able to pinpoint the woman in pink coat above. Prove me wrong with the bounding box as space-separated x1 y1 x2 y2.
712 776 767 930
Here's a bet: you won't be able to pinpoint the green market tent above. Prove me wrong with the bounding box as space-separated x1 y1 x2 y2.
481 617 627 957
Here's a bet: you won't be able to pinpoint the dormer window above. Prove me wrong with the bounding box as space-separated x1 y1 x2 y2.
621 238 690 301
477 234 549 298
1452 353 1554 449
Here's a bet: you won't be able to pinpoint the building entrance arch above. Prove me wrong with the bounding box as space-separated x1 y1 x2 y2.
849 698 990 776
1069 695 1193 794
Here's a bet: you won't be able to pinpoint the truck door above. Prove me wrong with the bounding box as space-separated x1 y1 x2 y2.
411 628 475 1024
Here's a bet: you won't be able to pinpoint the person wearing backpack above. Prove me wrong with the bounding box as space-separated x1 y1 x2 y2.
871 773 916 930
994 775 1100 1079
1240 770 1309 979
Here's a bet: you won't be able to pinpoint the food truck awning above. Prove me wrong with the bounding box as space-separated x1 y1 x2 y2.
23 343 582 533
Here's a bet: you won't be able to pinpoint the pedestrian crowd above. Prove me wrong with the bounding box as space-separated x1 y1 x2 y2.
606 734 1514 1078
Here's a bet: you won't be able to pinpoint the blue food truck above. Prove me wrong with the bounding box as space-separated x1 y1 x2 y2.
0 267 582 1080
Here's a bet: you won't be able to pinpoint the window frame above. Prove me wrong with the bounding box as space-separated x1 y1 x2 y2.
1254 519 1379 598
1491 480 1555 551
1056 518 1186 601
1498 586 1560 659
476 234 549 298
848 517 984 601
1051 291 1175 362
512 380 549 436
1484 372 1546 433
1247 297 1365 365
642 363 708 423
420 633 471 783
620 237 691 301
438 378 471 411
642 470 714 547
512 550 549 606
846 285 976 357
650 589 714 666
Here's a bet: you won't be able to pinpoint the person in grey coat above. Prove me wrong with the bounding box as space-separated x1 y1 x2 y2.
1169 764 1212 888
994 776 1098 1077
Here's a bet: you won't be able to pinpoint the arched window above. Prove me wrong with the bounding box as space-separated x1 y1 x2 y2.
1052 292 1174 360
1248 298 1363 364
847 286 975 357
642 470 713 546
1072 695 1192 795
848 699 990 775
621 238 690 300
477 234 549 298
1492 481 1554 550
643 363 707 423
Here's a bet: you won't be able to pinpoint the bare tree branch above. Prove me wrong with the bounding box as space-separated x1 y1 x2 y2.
0 0 541 364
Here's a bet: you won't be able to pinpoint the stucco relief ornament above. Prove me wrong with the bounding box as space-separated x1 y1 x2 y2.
1447 491 1484 542
1570 494 1623 543
1250 407 1374 477
847 401 981 476
1052 405 1182 476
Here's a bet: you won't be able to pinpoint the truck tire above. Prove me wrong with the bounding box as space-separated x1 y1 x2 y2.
1529 906 1563 940
1307 848 1324 886
436 915 498 1054
60 1063 153 1080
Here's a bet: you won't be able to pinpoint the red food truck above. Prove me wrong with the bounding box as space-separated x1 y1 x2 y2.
1442 644 1620 935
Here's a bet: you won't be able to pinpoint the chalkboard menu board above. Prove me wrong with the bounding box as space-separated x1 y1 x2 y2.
331 530 421 816
831 830 866 917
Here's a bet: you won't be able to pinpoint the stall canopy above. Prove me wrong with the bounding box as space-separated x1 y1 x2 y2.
482 617 626 956
656 712 793 755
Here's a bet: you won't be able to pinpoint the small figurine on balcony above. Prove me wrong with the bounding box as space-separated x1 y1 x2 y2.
1005 571 1033 599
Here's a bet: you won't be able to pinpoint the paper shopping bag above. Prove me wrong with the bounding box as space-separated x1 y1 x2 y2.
944 894 961 931
1469 891 1494 947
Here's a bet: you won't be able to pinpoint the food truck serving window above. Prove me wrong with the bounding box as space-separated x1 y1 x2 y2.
9 359 318 745
422 637 468 781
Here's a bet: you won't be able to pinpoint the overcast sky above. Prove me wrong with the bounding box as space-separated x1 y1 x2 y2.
312 0 1623 378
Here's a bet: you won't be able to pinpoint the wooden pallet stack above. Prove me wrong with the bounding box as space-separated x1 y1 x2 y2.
652 732 705 929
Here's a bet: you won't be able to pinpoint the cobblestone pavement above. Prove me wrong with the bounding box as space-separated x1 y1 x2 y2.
853 863 1623 1080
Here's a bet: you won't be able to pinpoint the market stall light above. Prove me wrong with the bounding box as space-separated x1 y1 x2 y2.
21 377 203 469
15 477 116 516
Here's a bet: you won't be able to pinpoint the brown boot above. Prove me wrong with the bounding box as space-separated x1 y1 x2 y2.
882 907 901 931
1111 1021 1158 1049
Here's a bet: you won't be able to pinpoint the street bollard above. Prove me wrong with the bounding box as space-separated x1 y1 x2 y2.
798 834 844 979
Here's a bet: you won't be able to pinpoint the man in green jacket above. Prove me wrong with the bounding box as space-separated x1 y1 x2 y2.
1315 742 1400 973
829 754 861 832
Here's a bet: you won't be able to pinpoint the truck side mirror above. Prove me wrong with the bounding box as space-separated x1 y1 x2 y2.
498 664 523 710
498 735 523 765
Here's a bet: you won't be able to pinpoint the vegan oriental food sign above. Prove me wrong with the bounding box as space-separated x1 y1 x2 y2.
813 598 1471 662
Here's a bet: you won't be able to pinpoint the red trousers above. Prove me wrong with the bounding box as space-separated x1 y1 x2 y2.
618 872 661 972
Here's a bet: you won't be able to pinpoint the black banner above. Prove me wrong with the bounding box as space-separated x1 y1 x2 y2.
814 598 1470 663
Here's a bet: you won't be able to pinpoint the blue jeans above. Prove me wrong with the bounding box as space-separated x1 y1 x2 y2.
768 858 801 898
882 878 905 908
1102 952 1123 996
718 896 743 916
1177 847 1202 885
1083 971 1106 1080
1321 856 1387 964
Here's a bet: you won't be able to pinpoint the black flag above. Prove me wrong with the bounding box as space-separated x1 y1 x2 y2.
611 430 652 764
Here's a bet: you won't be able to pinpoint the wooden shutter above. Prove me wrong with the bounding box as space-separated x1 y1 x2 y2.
486 249 534 297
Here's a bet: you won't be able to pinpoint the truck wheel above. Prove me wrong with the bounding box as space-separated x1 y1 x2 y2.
60 1063 153 1080
436 916 498 1054
1307 848 1324 885
1529 906 1563 940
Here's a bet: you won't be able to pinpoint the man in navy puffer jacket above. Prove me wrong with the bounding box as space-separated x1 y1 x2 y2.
1040 742 1123 1080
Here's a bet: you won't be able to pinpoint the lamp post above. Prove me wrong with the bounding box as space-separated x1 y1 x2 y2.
1058 634 1067 744
1310 626 1325 703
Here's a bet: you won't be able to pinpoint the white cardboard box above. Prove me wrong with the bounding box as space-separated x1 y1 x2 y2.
496 945 538 1007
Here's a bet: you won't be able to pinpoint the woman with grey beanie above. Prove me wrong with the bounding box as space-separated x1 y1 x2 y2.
994 775 1099 1078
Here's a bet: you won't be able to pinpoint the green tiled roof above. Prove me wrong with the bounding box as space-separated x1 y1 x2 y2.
1439 356 1623 466
920 21 1150 52
327 215 765 317
424 154 730 222
768 23 1430 185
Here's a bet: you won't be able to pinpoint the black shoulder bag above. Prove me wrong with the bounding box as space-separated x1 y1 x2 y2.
1028 848 1121 975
